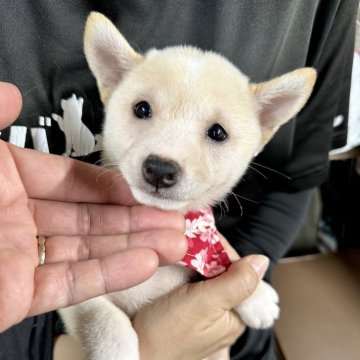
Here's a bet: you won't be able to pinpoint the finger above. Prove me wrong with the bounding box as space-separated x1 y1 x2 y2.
0 82 22 129
241 254 270 280
28 248 159 316
215 309 246 349
30 199 185 236
201 256 267 310
43 230 187 265
218 233 240 261
8 143 135 205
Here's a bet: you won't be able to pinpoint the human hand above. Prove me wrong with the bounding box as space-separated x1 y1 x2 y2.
0 82 187 332
133 255 269 360
218 232 241 261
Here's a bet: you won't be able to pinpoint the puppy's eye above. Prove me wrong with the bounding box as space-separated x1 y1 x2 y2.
134 101 152 119
207 123 228 142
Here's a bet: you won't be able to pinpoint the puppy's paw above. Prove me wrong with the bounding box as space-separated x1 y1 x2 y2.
235 280 279 329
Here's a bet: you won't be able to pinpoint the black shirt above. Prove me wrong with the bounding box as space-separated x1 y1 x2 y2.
0 1 357 359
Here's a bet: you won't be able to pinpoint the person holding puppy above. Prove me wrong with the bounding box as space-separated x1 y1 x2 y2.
0 81 269 359
0 1 358 360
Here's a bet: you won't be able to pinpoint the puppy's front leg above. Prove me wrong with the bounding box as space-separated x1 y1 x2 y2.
235 280 279 329
59 296 139 360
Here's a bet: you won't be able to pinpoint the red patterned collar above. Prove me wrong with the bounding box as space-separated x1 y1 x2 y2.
178 206 231 278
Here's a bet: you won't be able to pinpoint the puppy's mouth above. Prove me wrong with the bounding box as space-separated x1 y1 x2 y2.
130 185 190 211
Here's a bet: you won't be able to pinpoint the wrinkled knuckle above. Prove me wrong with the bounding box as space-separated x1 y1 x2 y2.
124 233 130 250
98 258 109 294
65 263 76 305
226 313 244 344
219 311 245 348
238 268 257 299
77 203 91 235
79 236 91 260
128 207 140 231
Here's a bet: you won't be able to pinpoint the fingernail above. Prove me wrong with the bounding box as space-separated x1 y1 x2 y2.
244 255 269 279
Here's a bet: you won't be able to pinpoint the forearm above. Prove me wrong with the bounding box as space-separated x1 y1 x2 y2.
218 189 313 277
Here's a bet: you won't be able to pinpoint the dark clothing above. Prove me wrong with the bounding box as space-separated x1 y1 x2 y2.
0 314 57 360
0 0 356 187
0 0 358 359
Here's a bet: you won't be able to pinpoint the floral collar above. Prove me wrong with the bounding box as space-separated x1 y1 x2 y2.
178 206 232 278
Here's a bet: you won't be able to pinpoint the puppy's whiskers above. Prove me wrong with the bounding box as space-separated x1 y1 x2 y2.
94 158 104 167
248 165 268 179
250 161 291 180
229 191 244 217
219 198 229 219
95 168 112 181
94 161 121 184
231 191 259 205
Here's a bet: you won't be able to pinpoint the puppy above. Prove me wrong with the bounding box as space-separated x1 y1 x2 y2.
59 12 316 360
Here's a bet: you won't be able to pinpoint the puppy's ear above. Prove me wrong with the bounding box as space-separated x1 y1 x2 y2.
250 68 316 146
84 12 143 104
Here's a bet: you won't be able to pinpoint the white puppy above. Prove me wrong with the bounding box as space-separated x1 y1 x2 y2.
59 12 316 360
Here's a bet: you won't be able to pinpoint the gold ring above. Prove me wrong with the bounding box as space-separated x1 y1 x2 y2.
37 236 46 266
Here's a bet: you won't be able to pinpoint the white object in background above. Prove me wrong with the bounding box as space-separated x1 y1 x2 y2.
9 126 27 148
330 52 360 156
31 128 50 153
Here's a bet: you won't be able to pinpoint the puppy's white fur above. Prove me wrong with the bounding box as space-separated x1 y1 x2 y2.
59 12 316 360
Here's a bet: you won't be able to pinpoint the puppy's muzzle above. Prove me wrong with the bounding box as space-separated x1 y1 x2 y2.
142 155 181 189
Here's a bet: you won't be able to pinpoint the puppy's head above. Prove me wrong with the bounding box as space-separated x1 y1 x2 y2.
84 12 316 212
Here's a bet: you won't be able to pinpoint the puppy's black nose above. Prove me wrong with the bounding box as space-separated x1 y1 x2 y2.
142 155 180 189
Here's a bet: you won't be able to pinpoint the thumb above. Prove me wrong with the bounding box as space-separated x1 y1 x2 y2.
0 82 22 129
201 255 269 310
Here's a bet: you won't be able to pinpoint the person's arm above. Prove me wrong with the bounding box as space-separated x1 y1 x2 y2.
227 189 313 278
